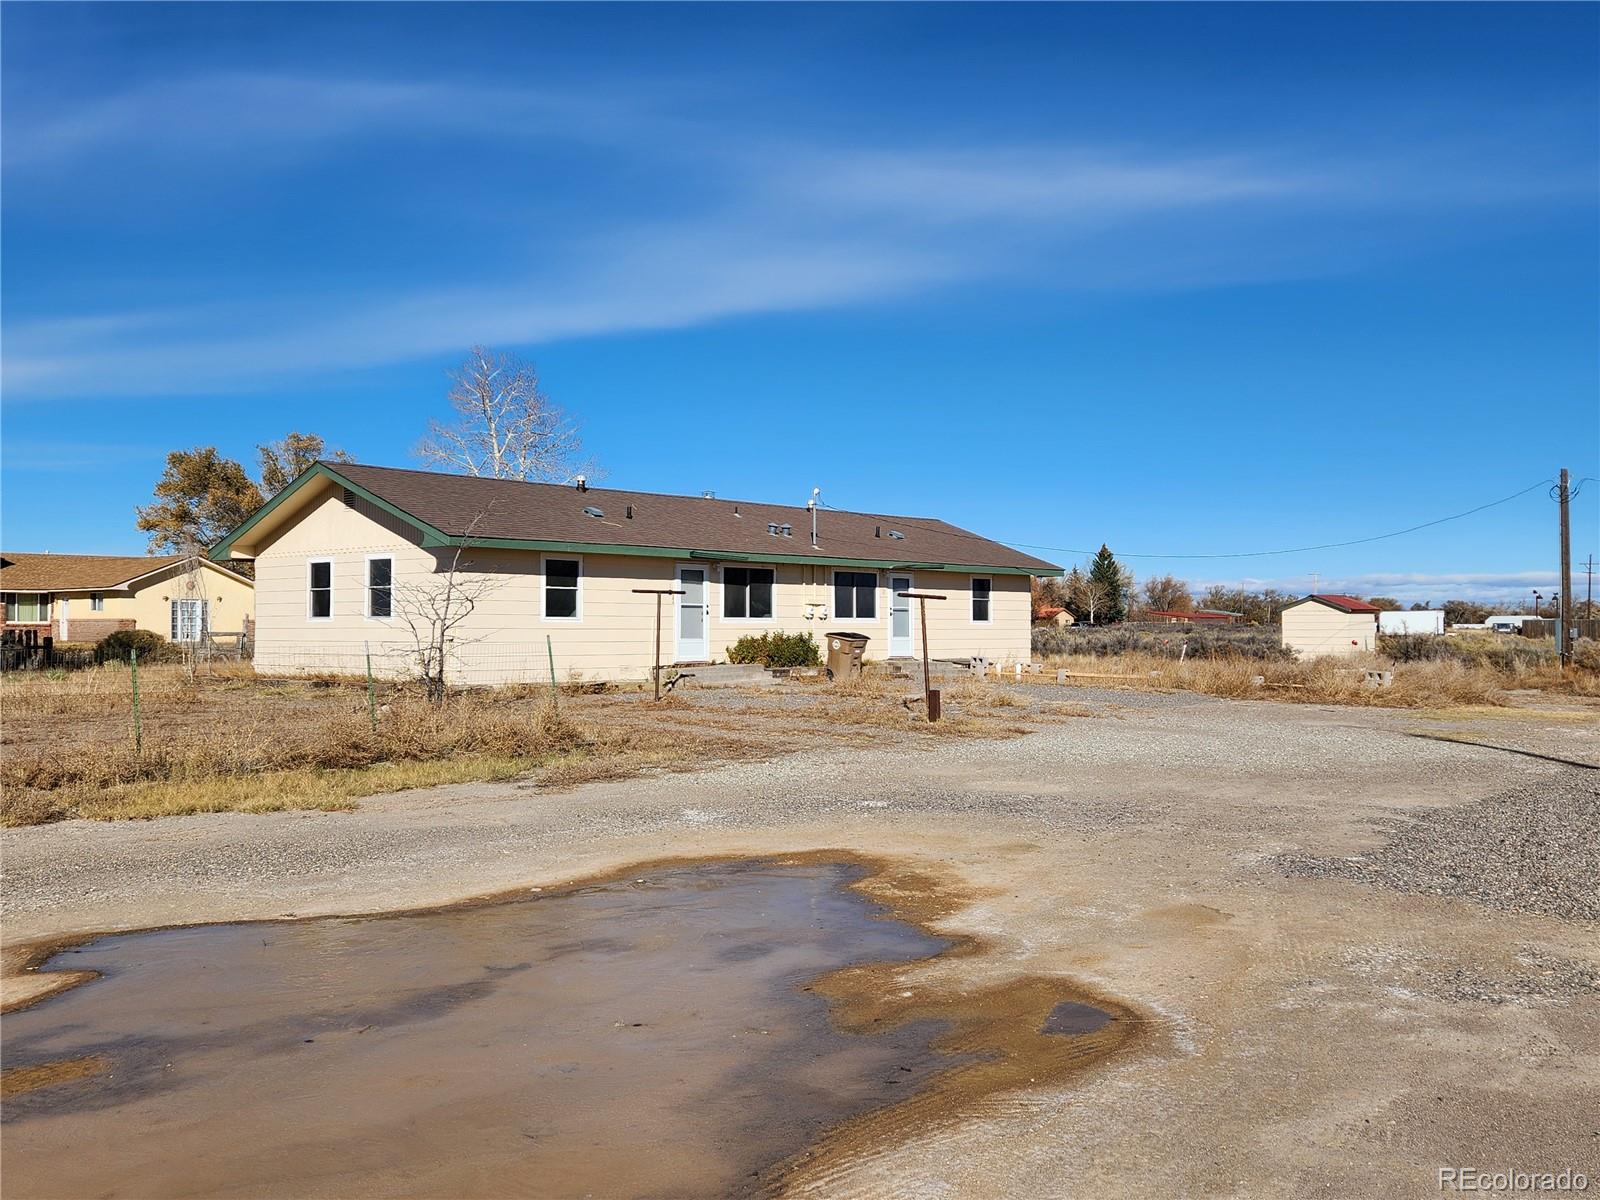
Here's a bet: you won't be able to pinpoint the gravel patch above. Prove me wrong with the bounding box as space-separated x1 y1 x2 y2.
1273 773 1600 921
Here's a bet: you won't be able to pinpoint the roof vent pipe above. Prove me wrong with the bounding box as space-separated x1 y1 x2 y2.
575 474 587 492
808 488 821 548
626 505 634 520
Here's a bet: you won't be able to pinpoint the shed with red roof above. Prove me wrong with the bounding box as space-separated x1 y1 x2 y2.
1280 594 1379 658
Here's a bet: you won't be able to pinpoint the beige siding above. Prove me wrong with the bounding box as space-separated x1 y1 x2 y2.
248 486 1035 684
1281 603 1376 659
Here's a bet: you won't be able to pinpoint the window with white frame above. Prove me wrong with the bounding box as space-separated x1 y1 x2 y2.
723 567 774 619
4 593 50 623
171 599 208 643
366 557 393 618
971 577 993 623
308 559 333 619
833 571 877 620
544 558 581 619
90 592 105 612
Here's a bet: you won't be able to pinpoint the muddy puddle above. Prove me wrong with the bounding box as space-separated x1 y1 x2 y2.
4 858 1141 1199
3 861 971 1199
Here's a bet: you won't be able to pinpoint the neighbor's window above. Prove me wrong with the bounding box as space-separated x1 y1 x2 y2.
545 558 580 619
367 557 393 618
90 592 105 612
308 559 333 619
4 593 50 623
972 577 992 623
723 567 774 619
834 571 876 621
171 599 208 643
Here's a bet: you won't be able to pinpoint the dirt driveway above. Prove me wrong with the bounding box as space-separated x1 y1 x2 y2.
4 688 1597 1197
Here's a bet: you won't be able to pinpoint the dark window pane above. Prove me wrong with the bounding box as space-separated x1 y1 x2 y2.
369 558 392 618
547 587 577 618
973 578 991 621
724 567 748 618
834 579 853 619
311 589 331 619
546 559 579 586
855 581 875 620
310 561 331 589
749 570 773 619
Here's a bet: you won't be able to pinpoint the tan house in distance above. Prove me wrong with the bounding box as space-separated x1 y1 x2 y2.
210 462 1059 685
0 553 255 644
1279 593 1379 659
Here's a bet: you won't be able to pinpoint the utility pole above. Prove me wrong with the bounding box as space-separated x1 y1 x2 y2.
1558 468 1572 668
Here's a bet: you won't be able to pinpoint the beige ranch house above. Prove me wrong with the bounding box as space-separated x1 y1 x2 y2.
211 463 1059 685
0 552 254 644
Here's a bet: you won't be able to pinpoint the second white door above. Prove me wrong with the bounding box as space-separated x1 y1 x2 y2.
675 566 709 661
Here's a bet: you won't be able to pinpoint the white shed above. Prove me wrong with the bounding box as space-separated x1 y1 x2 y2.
1378 610 1444 636
1281 594 1379 659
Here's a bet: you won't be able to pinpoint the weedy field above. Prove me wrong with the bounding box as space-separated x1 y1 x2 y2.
0 664 1052 827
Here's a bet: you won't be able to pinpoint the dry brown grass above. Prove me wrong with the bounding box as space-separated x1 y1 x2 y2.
1039 649 1600 708
0 664 1071 827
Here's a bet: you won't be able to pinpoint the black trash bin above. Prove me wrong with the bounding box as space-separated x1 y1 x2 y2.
824 632 869 680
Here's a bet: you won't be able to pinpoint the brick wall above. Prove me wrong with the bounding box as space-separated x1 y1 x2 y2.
64 618 136 643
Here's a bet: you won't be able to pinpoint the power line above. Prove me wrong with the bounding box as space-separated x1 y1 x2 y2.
828 478 1557 563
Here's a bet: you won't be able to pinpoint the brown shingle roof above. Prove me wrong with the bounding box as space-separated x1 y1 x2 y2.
0 553 187 592
330 463 1060 572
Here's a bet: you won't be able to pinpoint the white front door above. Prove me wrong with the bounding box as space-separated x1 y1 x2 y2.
58 597 69 641
675 566 709 662
889 574 914 657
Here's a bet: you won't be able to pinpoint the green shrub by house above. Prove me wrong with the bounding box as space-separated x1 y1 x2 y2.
96 629 175 663
726 631 820 668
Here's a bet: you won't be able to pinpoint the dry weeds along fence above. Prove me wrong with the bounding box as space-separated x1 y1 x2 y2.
0 664 1048 827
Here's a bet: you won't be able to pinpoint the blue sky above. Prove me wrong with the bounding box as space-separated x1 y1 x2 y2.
3 3 1596 604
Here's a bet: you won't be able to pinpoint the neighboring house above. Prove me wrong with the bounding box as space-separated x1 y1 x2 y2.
0 553 256 644
1378 610 1445 636
1146 609 1243 625
1280 594 1379 658
209 462 1060 685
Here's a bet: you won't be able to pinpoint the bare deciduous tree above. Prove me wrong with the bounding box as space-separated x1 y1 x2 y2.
389 512 504 702
416 346 593 482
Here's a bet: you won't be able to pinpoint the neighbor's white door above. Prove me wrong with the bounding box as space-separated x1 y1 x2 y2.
889 574 914 657
675 566 709 662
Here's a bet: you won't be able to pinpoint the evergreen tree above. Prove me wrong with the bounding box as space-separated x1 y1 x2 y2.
1087 544 1128 624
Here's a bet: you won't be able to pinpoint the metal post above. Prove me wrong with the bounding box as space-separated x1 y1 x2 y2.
899 591 948 722
1558 468 1573 668
547 634 560 707
653 594 663 700
365 640 378 731
632 588 685 701
130 646 142 755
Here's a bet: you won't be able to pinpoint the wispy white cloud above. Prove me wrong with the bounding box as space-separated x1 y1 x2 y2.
2 70 1588 400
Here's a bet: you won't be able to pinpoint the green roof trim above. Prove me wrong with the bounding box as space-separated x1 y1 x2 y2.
208 463 452 562
210 462 1047 576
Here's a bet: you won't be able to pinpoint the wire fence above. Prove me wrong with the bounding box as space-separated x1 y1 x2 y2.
252 642 569 690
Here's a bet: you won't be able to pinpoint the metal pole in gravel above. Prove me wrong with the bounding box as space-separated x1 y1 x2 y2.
632 589 685 700
899 590 947 721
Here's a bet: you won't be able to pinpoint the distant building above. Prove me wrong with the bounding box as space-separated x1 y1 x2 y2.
1280 594 1379 658
1146 609 1243 625
1378 610 1444 636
